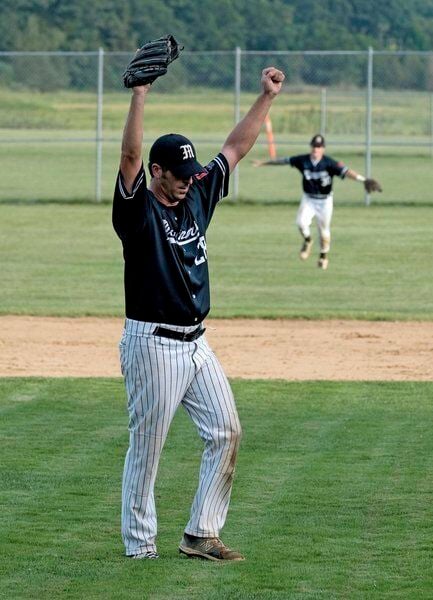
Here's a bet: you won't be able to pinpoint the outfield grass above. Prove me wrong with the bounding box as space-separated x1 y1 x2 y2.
0 137 432 204
1 203 432 320
1 87 432 137
1 85 433 204
1 378 432 599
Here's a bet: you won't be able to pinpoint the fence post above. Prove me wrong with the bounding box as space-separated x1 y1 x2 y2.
95 47 104 202
430 93 433 159
233 46 242 200
365 46 373 206
320 87 327 136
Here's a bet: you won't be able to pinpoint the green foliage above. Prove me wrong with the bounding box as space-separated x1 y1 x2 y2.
1 0 433 53
1 378 433 598
290 0 433 51
2 2 433 93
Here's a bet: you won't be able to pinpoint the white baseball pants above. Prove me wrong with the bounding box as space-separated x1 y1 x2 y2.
296 193 333 253
119 318 242 556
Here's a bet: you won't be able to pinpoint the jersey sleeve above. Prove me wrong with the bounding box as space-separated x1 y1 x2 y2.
288 155 304 171
193 153 230 225
327 157 349 179
112 164 150 239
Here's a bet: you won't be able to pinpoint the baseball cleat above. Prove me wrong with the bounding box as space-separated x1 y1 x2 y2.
128 550 159 559
299 239 313 260
179 533 244 562
318 257 329 270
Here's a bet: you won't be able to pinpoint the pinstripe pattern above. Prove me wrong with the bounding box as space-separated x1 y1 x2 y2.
119 318 241 556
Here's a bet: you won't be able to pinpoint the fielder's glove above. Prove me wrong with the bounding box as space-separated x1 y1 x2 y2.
364 178 382 193
123 35 183 88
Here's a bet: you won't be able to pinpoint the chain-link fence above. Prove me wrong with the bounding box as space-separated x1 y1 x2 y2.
0 49 432 204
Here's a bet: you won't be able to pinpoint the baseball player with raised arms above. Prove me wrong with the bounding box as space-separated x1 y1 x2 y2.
113 56 284 561
255 134 382 269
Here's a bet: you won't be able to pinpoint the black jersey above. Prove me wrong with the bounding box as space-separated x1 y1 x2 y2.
287 154 348 198
112 153 229 326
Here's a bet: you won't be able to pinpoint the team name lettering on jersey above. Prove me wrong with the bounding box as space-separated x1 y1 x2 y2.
163 219 200 246
304 169 331 187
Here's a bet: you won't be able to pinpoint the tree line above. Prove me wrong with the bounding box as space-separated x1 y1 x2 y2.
1 0 432 92
2 0 433 52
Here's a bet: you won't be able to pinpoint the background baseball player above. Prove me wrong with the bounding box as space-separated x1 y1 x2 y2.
255 134 382 269
113 37 284 561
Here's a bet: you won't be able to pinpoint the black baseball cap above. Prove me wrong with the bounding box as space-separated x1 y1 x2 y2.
310 134 326 147
148 133 204 179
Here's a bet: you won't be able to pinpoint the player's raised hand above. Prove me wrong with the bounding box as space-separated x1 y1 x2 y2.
261 67 285 97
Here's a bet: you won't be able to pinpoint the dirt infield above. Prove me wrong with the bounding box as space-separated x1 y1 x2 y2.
1 316 432 380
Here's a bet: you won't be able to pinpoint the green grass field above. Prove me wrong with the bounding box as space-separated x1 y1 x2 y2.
1 378 432 599
1 141 433 204
1 87 432 137
1 86 433 203
1 203 432 320
1 85 433 600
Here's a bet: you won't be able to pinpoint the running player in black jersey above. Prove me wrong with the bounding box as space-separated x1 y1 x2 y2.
113 67 284 561
255 134 371 270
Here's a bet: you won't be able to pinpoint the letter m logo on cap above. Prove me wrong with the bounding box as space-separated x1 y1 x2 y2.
180 144 194 160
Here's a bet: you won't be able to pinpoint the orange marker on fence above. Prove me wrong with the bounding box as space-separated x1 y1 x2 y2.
264 113 277 160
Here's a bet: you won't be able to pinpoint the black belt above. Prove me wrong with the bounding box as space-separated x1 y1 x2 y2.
307 193 330 199
153 326 205 342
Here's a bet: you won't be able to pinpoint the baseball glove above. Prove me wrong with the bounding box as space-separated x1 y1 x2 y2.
364 178 382 193
123 35 183 88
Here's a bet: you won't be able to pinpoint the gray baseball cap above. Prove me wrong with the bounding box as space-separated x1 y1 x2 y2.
149 133 205 178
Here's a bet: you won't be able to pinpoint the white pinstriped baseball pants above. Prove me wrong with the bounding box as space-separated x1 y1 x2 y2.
119 318 242 556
